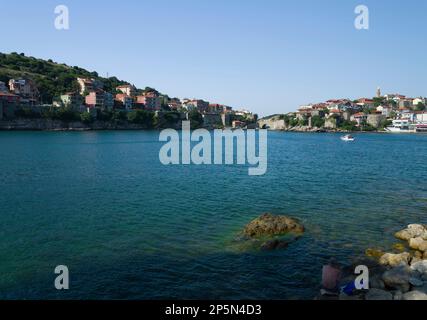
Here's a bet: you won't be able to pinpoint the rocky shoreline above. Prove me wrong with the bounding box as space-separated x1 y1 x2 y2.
331 224 427 300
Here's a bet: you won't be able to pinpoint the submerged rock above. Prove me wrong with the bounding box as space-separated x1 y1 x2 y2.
366 248 385 259
242 213 305 238
379 252 410 267
260 239 289 251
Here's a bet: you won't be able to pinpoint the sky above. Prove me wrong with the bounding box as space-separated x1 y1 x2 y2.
1 0 426 117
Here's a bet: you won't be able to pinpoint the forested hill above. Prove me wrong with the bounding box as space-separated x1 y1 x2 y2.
0 52 131 103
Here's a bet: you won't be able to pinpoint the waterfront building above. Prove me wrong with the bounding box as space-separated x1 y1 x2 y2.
136 94 161 110
85 90 114 110
115 93 133 110
350 112 368 126
8 79 39 105
60 92 84 110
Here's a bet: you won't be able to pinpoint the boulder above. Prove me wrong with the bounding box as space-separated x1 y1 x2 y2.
410 260 427 274
369 274 385 290
382 266 412 293
392 290 403 301
395 224 427 241
379 252 410 267
409 277 424 287
402 290 427 300
365 288 393 300
242 213 304 238
409 237 427 252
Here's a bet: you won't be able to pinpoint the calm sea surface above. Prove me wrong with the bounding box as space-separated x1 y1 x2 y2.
0 131 426 299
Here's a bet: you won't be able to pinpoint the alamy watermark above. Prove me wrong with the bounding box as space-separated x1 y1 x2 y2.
54 5 70 30
355 5 369 30
159 121 268 176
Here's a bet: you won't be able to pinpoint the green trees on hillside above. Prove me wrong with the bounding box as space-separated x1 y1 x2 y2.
0 52 130 103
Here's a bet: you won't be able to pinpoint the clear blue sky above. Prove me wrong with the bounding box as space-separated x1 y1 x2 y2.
1 0 426 116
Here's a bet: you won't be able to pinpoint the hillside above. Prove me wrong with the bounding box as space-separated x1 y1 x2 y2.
0 52 133 103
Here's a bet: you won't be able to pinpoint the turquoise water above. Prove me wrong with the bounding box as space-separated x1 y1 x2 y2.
0 131 426 299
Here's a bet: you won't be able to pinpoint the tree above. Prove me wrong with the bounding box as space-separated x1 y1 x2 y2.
311 115 325 128
80 112 94 124
416 102 426 111
188 110 203 129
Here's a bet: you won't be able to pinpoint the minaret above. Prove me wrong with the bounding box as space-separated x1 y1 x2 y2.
376 87 381 98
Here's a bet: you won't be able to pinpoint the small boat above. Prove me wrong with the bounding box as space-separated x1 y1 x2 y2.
341 134 355 142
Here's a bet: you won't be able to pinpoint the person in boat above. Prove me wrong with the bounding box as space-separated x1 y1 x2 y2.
321 258 342 295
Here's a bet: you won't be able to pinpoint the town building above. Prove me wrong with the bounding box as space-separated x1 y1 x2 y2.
8 79 39 105
115 93 133 110
399 99 413 110
77 78 103 95
135 93 161 110
116 84 136 97
183 99 209 113
350 112 368 126
85 90 114 110
60 92 84 110
168 98 182 110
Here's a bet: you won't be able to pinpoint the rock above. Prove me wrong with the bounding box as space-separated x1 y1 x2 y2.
379 252 410 267
242 213 304 238
402 290 427 300
370 275 385 290
409 237 427 252
366 248 385 259
413 251 423 259
395 224 427 241
365 288 393 300
260 239 289 251
392 243 406 252
382 266 412 293
410 260 427 274
392 290 403 300
424 251 427 260
409 277 424 287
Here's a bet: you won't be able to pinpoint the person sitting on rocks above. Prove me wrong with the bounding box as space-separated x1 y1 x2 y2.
321 258 342 295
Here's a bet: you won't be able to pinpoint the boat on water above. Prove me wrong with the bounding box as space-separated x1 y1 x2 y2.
385 120 416 133
341 134 355 142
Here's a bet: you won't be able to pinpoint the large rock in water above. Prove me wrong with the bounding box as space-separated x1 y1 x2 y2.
395 224 427 241
242 213 305 238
